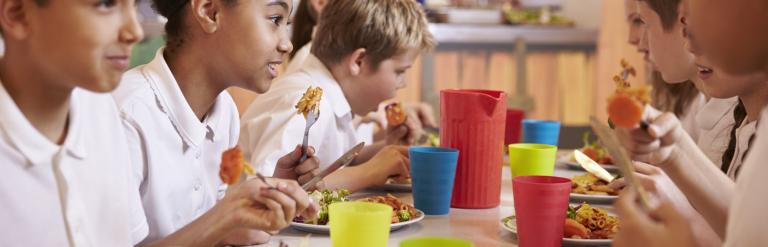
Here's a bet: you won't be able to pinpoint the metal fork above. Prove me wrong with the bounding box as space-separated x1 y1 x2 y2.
299 108 320 163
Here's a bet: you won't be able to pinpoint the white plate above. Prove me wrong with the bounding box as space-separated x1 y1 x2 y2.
500 215 612 246
558 155 620 173
290 209 425 234
569 193 618 204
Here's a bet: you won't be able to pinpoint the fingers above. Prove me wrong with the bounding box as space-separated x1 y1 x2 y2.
632 161 661 175
609 178 627 190
648 112 682 144
294 156 320 175
415 103 438 128
614 189 654 228
402 112 424 144
274 180 311 222
648 201 686 227
297 168 320 185
259 183 297 224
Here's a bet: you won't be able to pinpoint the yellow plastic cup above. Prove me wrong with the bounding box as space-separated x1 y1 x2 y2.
329 201 392 247
400 237 474 247
508 143 558 177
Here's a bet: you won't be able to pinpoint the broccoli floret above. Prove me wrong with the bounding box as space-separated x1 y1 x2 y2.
398 209 411 222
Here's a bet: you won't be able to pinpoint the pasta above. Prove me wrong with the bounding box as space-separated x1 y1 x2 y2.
359 194 420 223
295 86 323 118
567 203 619 239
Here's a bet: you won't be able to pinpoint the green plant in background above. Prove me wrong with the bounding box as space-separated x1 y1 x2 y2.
129 36 166 69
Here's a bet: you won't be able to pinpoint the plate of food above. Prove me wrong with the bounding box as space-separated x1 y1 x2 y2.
291 190 424 234
370 177 413 192
570 173 619 204
501 203 618 246
563 133 619 173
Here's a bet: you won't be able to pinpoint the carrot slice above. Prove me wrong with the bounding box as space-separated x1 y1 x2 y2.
607 92 644 128
564 218 591 239
385 102 407 126
220 146 245 185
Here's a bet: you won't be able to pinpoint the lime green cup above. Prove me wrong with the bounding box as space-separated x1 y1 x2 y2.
508 143 558 177
329 201 392 247
400 237 474 247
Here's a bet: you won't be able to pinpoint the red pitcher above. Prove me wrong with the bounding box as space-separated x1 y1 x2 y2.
441 89 507 208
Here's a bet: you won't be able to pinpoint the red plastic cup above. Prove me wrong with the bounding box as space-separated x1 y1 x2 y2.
512 176 571 247
441 89 507 209
505 109 525 145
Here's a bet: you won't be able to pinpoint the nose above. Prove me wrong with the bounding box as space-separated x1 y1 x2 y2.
120 3 144 45
278 28 294 55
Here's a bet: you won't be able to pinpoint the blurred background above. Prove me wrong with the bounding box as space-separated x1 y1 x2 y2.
0 0 647 148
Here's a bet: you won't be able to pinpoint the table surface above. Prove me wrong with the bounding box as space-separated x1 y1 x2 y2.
261 153 590 247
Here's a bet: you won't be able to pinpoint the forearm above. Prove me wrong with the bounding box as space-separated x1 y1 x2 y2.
322 166 375 193
662 136 734 237
140 204 235 247
354 141 386 165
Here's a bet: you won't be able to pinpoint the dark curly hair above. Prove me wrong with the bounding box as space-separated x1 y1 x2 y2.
151 0 236 50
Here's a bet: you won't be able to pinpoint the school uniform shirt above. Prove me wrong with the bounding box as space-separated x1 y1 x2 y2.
0 84 148 246
724 119 757 180
113 49 240 244
285 43 312 74
679 92 707 142
724 106 768 247
696 97 739 169
239 54 360 176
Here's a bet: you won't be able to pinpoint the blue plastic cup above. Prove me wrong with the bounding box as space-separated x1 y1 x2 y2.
522 120 561 146
409 147 460 215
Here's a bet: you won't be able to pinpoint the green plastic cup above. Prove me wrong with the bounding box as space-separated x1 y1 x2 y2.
400 237 474 247
508 143 558 177
329 201 392 247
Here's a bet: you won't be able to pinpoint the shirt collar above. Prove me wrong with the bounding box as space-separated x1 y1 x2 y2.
0 80 87 166
142 48 224 147
697 97 739 131
299 54 352 119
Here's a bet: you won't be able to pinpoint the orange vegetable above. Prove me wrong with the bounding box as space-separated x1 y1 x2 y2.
607 92 645 128
220 146 255 185
564 218 591 239
385 102 407 126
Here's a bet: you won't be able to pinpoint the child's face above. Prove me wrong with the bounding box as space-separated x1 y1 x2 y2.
625 0 649 60
694 55 767 99
216 0 293 93
347 48 420 115
683 0 768 75
21 0 143 92
637 1 695 83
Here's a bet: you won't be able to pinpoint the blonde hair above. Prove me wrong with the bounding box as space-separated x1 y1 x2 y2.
312 0 436 69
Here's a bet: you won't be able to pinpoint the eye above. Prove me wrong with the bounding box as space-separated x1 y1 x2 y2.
270 15 285 26
95 0 117 10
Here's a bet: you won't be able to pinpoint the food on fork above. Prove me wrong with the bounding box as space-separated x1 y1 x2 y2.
607 59 651 128
385 102 407 126
295 86 323 118
219 146 255 185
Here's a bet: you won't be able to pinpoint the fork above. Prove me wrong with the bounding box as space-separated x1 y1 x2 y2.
299 108 320 163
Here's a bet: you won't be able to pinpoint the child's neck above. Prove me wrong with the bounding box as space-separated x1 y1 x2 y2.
0 52 72 145
164 47 227 121
740 81 768 123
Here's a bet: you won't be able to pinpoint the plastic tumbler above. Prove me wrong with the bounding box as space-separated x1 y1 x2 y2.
329 202 392 247
400 237 474 247
508 143 558 177
512 176 571 247
410 147 460 215
522 120 561 146
505 108 526 145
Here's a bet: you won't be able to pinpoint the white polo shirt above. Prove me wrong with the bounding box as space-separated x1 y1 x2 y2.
696 97 739 169
0 84 148 246
724 106 768 246
113 49 240 244
239 54 359 176
679 92 707 142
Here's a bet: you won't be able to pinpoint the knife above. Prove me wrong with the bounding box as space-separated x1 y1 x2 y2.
301 142 365 191
589 116 651 209
573 150 615 183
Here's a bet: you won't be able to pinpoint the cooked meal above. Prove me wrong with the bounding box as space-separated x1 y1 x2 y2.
574 132 613 165
564 203 619 239
571 173 618 196
359 194 420 223
385 102 407 126
219 146 255 185
295 86 323 118
607 59 651 128
295 189 351 225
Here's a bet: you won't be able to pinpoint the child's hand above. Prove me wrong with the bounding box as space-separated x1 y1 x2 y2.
613 189 696 247
385 110 424 145
404 102 437 129
362 145 410 186
609 162 691 213
616 106 685 166
219 178 319 231
273 145 321 185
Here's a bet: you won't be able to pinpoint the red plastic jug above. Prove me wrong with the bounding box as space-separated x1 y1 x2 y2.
440 89 507 208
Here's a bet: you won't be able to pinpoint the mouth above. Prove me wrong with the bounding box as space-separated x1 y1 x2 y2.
696 63 714 80
267 61 282 78
106 55 130 70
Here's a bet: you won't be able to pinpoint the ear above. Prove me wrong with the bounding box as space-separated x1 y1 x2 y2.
346 48 367 76
190 0 220 34
0 0 30 40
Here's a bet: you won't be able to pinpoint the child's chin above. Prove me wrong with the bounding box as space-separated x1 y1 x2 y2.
80 78 120 93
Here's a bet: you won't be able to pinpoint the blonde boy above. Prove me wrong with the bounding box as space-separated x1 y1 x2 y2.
240 0 435 192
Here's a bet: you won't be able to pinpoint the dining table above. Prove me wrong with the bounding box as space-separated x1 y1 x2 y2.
259 151 595 247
